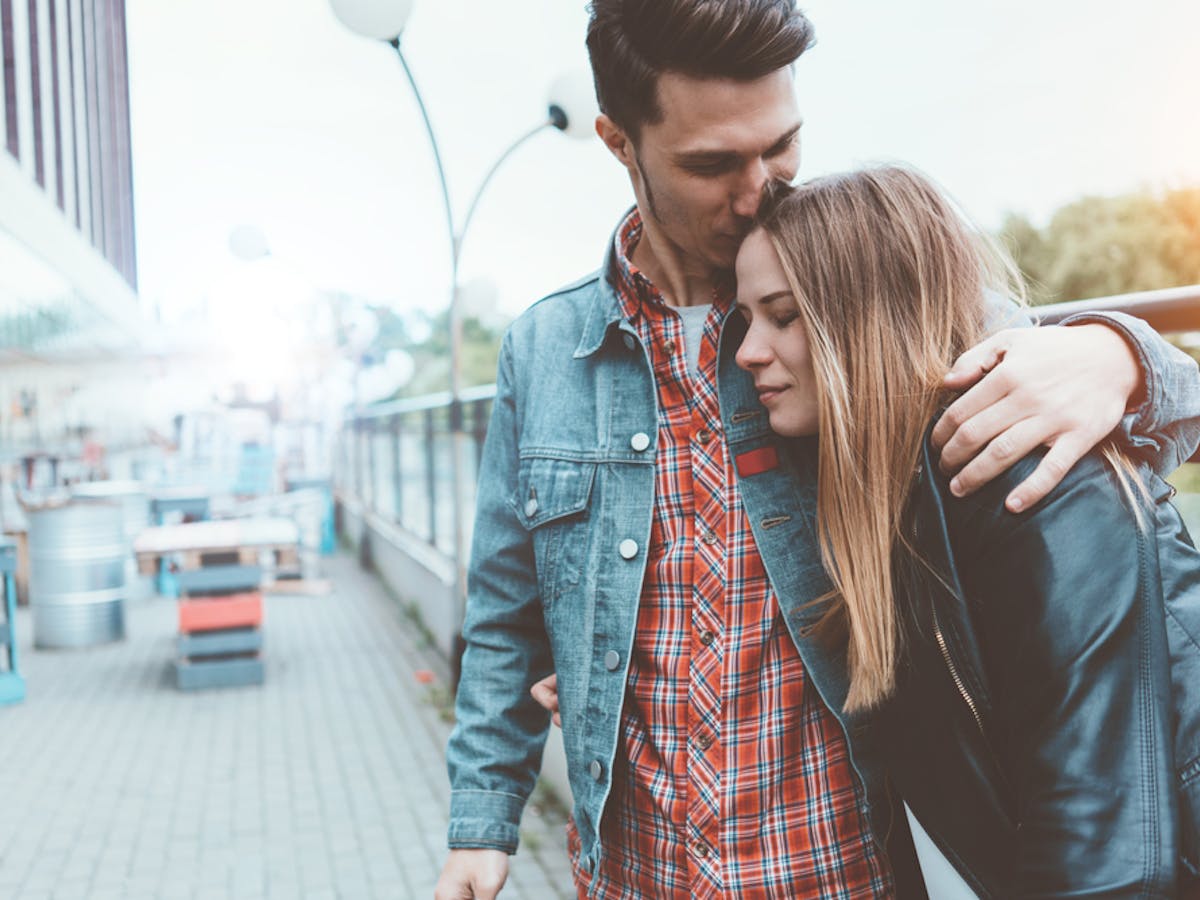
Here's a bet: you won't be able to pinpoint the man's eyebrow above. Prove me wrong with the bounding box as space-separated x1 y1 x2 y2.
674 122 803 166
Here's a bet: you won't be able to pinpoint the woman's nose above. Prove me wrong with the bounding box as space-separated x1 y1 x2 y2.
736 333 770 370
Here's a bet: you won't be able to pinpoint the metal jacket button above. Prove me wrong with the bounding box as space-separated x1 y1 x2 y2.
630 432 651 452
524 498 538 517
604 650 621 671
623 334 637 350
589 760 603 781
619 539 638 559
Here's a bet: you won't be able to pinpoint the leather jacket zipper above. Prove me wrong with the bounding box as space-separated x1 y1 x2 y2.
931 606 985 735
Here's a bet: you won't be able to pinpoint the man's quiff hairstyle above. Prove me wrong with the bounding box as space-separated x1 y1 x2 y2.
586 0 815 139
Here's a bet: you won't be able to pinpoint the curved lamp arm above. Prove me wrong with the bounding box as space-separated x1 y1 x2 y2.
388 38 459 277
457 120 553 261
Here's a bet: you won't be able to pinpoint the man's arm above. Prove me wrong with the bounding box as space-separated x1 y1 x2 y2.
440 335 554 892
934 311 1200 512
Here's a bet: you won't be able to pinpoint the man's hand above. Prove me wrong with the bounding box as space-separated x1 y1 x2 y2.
530 673 561 727
933 323 1140 512
435 849 509 900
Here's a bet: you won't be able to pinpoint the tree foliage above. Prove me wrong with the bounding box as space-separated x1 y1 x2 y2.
999 187 1200 306
369 307 508 400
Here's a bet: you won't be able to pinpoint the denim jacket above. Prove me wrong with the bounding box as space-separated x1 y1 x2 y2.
446 233 1200 882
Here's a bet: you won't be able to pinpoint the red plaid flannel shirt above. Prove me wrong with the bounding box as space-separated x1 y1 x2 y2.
567 211 893 898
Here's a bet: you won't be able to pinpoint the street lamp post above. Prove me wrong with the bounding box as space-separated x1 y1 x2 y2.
330 0 596 684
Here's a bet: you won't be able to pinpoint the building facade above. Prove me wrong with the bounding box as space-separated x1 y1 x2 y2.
0 0 144 456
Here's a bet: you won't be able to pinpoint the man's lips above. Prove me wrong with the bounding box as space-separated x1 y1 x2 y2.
756 385 789 403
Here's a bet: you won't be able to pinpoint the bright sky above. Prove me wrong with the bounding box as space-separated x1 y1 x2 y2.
126 0 1200 323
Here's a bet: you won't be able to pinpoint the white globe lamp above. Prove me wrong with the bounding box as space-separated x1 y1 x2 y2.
329 0 415 41
547 70 599 141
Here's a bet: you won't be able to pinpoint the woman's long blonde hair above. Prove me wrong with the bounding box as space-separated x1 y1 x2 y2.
755 165 1026 712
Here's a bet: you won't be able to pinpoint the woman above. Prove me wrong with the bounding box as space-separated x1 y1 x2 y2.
732 166 1200 897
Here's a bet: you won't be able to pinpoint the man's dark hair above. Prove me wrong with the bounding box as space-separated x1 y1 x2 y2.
586 0 815 139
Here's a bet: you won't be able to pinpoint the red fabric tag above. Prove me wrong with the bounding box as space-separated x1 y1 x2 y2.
735 446 780 477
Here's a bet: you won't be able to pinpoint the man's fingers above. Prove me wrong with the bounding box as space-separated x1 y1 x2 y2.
932 366 1014 452
946 418 1047 499
936 394 1027 474
436 850 508 900
940 332 1009 390
472 875 505 900
530 673 559 719
1004 437 1087 513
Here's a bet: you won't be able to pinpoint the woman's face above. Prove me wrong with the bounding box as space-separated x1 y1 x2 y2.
734 229 820 437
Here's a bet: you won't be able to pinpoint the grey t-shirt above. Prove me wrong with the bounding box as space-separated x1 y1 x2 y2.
669 303 712 377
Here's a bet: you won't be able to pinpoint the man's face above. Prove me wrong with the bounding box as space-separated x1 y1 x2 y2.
621 68 802 273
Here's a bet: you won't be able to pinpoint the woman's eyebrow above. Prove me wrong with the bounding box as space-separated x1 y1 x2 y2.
756 291 793 306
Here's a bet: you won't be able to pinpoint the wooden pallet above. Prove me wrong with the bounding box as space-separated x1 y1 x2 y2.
134 518 301 576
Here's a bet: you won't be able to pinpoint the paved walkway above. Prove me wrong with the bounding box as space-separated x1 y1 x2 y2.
0 555 574 899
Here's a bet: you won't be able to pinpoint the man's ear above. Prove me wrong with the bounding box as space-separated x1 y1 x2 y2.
596 114 637 170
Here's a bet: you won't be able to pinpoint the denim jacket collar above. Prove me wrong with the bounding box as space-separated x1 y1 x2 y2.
574 216 634 360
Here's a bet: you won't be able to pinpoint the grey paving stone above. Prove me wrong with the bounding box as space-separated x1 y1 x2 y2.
0 554 573 899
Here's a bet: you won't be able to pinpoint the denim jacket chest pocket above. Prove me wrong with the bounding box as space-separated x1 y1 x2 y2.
509 453 598 618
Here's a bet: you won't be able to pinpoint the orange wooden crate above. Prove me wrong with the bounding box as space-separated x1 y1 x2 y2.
178 593 263 634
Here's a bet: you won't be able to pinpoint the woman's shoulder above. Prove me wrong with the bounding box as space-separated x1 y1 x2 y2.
918 431 1130 539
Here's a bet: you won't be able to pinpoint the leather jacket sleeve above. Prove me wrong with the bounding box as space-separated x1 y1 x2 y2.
944 453 1179 896
445 333 554 853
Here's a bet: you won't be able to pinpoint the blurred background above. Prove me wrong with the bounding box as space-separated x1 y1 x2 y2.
0 1 1197 897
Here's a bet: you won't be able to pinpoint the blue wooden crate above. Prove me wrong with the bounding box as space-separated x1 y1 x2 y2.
178 628 262 658
174 655 264 691
175 565 262 596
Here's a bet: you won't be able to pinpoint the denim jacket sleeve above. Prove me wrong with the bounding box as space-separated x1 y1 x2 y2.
1060 310 1200 476
445 333 554 854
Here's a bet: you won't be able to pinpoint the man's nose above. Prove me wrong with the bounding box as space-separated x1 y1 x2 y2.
732 160 770 219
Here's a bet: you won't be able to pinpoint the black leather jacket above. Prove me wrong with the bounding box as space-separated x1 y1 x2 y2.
878 437 1200 898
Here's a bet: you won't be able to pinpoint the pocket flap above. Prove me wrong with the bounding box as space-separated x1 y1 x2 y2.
512 456 597 529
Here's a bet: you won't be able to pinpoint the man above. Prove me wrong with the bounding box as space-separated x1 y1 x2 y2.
436 2 1200 897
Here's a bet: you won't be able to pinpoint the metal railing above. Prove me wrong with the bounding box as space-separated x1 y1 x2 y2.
338 285 1200 562
336 384 496 556
1035 284 1200 332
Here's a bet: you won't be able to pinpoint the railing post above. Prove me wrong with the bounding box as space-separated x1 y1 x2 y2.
424 408 437 547
391 416 403 526
472 398 489 470
365 420 377 515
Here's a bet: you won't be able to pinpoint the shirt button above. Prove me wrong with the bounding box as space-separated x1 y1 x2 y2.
623 334 636 350
696 732 714 750
524 498 538 517
700 530 717 545
696 429 712 444
618 539 639 559
604 650 621 671
589 760 603 781
663 339 676 354
700 629 715 647
692 840 709 859
630 432 651 452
